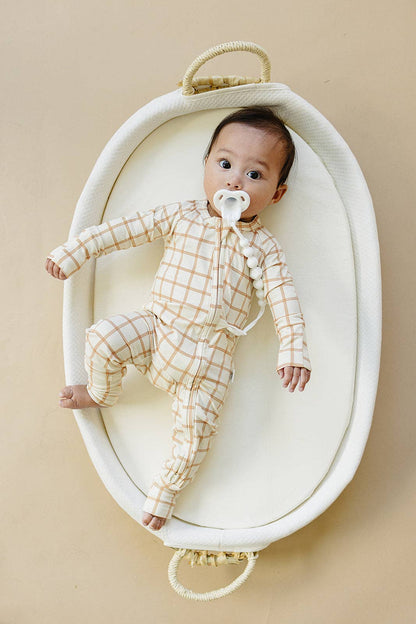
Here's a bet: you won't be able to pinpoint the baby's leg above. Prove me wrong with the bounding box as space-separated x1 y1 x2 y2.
84 311 156 406
142 382 220 525
60 311 155 409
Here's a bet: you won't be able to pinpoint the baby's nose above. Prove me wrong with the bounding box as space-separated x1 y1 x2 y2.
226 174 243 189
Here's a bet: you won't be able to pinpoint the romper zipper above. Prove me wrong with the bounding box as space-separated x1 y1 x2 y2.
190 220 222 389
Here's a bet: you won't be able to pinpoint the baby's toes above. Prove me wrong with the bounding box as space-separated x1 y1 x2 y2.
150 516 165 531
142 512 152 527
142 511 167 530
149 517 160 530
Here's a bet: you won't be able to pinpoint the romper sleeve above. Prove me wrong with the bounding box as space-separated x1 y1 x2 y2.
47 202 182 278
261 238 312 373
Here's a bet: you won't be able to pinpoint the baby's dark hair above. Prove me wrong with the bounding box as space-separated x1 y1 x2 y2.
204 106 295 188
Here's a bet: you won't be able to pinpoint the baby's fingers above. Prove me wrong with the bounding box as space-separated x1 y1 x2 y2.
288 367 301 392
45 258 56 276
279 366 311 392
54 264 66 279
52 261 60 278
45 258 67 280
281 366 293 389
298 368 311 392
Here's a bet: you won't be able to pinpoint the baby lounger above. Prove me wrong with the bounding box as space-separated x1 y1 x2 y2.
62 42 381 600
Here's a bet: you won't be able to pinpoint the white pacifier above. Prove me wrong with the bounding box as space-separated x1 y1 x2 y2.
212 189 266 336
213 189 251 227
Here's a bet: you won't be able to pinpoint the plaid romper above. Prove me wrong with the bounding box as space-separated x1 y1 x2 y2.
48 200 311 519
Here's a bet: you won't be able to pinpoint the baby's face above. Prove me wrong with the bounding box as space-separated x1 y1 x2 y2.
203 122 288 221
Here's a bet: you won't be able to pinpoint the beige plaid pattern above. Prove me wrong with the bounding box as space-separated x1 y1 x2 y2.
48 199 311 371
48 199 311 518
84 310 234 519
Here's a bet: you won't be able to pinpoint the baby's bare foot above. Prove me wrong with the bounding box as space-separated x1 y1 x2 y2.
142 512 167 531
59 385 100 409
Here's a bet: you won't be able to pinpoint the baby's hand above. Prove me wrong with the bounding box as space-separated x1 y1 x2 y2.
45 258 67 280
277 366 311 392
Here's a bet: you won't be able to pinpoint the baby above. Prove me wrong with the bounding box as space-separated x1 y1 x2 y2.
45 106 312 531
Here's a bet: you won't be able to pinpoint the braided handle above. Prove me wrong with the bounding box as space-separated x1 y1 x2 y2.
181 41 271 95
168 548 259 601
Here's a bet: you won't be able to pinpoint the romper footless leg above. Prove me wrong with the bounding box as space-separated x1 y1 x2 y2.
85 309 235 521
84 311 156 406
142 329 235 520
142 381 224 520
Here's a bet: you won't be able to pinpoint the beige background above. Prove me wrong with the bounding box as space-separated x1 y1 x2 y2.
1 0 415 621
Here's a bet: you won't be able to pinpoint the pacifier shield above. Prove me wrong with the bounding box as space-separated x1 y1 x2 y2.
213 190 251 226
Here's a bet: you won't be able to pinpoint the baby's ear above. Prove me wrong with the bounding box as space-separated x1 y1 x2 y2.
271 184 288 204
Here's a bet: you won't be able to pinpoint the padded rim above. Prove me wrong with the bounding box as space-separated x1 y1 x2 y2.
63 83 381 552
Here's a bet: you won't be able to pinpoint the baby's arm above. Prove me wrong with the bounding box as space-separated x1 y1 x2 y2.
261 240 312 391
45 202 181 279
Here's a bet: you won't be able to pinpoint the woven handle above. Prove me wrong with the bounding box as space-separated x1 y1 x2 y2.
168 548 259 601
181 41 271 95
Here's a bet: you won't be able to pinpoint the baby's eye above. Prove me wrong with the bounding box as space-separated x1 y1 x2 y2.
247 170 261 180
219 159 231 169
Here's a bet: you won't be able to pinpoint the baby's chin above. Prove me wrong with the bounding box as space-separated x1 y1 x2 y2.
239 212 257 223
